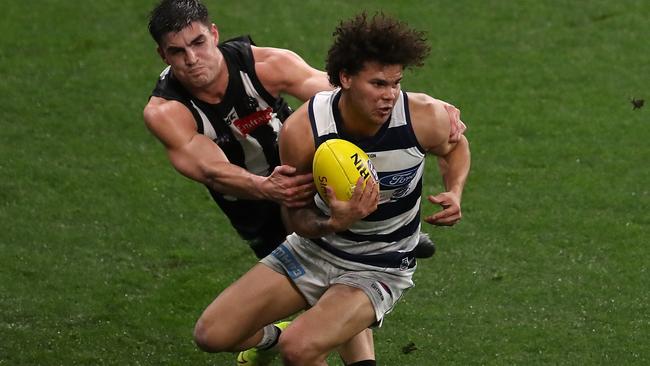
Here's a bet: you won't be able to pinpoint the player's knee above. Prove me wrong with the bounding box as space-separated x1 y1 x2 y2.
193 316 232 353
278 328 323 365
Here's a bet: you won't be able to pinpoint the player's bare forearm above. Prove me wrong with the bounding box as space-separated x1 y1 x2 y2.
197 163 314 207
283 179 379 236
191 159 267 200
282 204 337 238
425 135 470 226
164 130 312 206
437 135 470 197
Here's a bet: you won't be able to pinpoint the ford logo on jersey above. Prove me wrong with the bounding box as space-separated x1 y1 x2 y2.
378 165 420 188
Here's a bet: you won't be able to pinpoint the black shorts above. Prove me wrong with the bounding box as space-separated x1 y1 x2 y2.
210 190 288 259
246 221 288 259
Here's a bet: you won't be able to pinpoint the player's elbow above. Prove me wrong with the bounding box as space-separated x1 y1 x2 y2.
282 207 321 238
442 134 470 159
142 103 162 132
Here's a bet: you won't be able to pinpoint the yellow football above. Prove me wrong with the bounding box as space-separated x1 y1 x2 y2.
312 139 376 202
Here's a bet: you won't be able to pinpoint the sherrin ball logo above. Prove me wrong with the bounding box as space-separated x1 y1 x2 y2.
312 139 377 202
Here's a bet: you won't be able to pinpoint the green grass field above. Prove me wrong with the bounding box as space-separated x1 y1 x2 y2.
1 0 649 364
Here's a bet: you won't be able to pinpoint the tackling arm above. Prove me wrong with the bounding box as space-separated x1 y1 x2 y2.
143 97 314 207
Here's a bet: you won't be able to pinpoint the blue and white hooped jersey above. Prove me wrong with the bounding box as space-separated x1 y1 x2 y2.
307 89 426 269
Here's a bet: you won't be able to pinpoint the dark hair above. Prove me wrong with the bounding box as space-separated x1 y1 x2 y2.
326 12 431 87
148 0 210 45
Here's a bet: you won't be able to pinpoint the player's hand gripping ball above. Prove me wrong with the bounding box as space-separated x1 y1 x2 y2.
312 139 377 202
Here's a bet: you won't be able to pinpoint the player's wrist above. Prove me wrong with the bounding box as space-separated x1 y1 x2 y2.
448 186 463 200
325 214 351 233
252 174 271 200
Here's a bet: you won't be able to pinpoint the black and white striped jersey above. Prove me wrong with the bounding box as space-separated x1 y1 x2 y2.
150 36 291 241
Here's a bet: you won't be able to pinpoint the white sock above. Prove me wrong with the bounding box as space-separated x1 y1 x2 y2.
256 324 281 350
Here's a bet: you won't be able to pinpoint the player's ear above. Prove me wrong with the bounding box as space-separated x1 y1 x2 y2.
339 70 352 90
210 23 219 45
156 46 169 65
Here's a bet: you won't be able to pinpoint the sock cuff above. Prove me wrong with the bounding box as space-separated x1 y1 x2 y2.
256 324 281 350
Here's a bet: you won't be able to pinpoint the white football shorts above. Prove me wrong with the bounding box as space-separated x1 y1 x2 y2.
260 233 416 326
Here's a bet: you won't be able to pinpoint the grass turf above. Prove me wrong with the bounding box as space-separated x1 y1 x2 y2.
1 0 648 364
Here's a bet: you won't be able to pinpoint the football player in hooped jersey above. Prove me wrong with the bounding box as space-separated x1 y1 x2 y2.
273 14 470 365
193 12 471 366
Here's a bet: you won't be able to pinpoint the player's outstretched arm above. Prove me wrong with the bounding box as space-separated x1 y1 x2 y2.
426 134 470 226
143 97 312 206
408 93 471 226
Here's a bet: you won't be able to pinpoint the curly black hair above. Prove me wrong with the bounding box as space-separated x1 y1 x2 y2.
148 0 210 45
326 12 431 87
